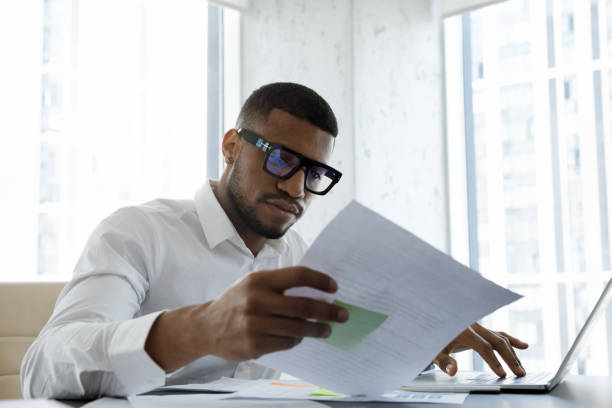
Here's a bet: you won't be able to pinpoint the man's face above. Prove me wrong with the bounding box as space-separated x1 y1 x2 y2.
226 108 334 239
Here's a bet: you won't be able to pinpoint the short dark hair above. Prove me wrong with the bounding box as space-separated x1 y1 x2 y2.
236 82 338 137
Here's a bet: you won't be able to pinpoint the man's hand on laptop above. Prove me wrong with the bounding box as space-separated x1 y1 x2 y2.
145 267 349 372
432 322 529 378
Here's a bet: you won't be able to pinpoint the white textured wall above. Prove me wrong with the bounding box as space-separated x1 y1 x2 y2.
241 0 448 250
353 0 448 251
240 0 355 244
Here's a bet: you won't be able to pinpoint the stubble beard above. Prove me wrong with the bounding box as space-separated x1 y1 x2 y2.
226 160 295 240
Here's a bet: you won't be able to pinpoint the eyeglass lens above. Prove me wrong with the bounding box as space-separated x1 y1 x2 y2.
266 148 300 177
305 165 334 192
265 148 334 192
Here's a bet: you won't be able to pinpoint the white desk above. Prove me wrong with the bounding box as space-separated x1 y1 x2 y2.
58 375 610 407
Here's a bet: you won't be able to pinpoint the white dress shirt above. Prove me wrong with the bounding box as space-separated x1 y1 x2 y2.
20 180 309 399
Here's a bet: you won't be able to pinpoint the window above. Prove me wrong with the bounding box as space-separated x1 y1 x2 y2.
0 0 240 281
445 0 612 375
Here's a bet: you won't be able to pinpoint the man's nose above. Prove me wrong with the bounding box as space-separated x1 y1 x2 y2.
277 167 306 198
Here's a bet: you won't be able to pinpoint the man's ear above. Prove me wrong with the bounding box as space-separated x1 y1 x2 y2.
221 128 241 164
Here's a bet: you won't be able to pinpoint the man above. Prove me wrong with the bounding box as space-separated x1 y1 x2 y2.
21 82 527 399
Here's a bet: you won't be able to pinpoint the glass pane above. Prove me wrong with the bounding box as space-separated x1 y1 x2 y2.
37 212 59 276
499 83 540 274
471 14 484 80
41 72 63 132
507 284 545 370
606 0 612 56
42 0 66 65
472 88 490 274
39 141 60 203
445 0 611 377
560 0 576 66
546 0 556 67
20 0 220 282
495 0 533 77
562 75 586 273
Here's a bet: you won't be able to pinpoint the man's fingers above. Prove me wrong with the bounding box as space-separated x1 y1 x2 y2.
473 323 528 349
281 295 349 322
503 337 526 376
498 331 529 349
248 334 302 358
250 267 338 293
490 335 525 377
248 315 332 339
473 338 507 378
471 324 528 377
433 352 458 376
245 291 348 323
472 324 525 377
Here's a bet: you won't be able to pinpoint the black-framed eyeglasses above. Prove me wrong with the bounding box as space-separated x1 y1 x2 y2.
237 128 342 195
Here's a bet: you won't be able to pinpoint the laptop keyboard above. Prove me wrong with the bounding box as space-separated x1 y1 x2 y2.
457 372 552 385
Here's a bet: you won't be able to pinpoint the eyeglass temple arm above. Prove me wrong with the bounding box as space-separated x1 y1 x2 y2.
255 138 272 152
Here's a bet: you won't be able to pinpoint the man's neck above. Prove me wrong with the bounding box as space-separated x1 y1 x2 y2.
210 179 266 256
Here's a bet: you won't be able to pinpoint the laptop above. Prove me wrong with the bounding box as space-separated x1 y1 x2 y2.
404 277 612 392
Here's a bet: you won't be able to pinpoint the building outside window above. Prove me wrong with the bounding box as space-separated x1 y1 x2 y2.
445 0 612 376
0 0 240 281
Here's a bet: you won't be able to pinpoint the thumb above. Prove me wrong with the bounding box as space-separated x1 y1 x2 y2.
433 352 458 376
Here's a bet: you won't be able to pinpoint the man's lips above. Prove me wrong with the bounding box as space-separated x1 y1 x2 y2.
265 199 302 216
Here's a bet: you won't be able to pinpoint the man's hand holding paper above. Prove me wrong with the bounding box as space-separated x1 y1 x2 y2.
146 267 350 372
258 201 526 396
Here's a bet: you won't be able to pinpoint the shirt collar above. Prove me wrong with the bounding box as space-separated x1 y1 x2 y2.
194 180 288 255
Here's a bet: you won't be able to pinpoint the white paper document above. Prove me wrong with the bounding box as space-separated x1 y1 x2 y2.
258 201 521 396
156 377 265 393
228 379 468 404
128 394 326 408
132 378 467 405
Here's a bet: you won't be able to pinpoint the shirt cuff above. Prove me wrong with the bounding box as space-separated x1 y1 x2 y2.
108 311 167 395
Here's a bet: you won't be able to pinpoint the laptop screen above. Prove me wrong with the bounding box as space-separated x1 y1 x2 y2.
551 278 612 386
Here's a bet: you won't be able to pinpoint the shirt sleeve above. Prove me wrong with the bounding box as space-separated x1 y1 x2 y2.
21 208 167 399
